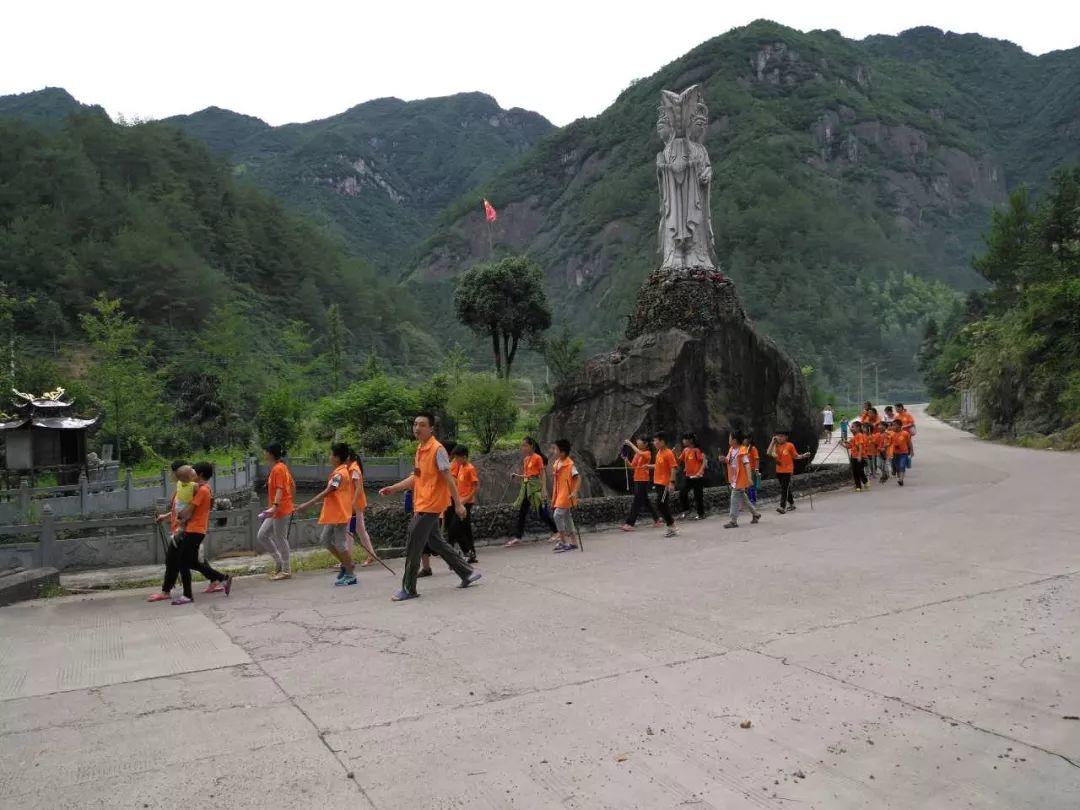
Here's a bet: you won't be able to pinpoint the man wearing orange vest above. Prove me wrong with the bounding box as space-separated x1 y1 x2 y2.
379 412 481 601
296 443 358 586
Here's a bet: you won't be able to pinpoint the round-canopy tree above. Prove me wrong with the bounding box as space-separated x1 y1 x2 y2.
453 255 552 379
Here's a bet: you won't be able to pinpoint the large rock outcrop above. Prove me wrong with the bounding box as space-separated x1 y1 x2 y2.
540 269 818 485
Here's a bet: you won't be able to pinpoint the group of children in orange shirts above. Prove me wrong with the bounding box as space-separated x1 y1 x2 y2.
841 402 916 490
616 428 813 533
149 408 874 605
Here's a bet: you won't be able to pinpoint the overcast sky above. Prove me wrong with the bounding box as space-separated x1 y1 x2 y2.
3 1 1078 127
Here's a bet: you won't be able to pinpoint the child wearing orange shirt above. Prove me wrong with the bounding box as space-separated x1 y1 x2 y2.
620 437 660 531
874 422 890 483
345 451 382 571
448 445 479 563
296 443 357 586
723 433 761 528
767 429 811 514
258 443 295 580
505 437 559 547
651 432 679 537
549 439 581 552
895 403 916 462
745 436 762 505
843 423 869 491
677 433 706 520
888 419 912 486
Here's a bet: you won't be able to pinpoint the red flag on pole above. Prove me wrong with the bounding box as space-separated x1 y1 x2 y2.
483 198 497 223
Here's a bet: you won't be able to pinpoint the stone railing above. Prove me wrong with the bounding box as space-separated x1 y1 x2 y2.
0 458 257 523
0 466 850 573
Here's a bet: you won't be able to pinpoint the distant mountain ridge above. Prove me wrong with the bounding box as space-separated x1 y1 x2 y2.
0 87 107 128
406 21 1080 394
163 92 555 266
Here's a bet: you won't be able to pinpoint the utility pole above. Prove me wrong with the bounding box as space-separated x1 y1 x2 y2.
875 363 880 404
858 358 864 405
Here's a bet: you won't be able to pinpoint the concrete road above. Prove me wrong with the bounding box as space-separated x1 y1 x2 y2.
2 410 1078 809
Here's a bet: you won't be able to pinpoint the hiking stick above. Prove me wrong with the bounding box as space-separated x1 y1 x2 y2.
574 521 585 553
154 521 170 559
370 552 397 576
796 440 844 511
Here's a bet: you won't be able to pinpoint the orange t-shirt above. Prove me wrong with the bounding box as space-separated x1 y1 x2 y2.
727 447 751 489
523 453 544 479
348 460 367 511
452 460 479 504
318 463 353 525
898 411 915 430
749 445 760 471
847 434 863 460
889 430 911 456
630 451 651 483
414 438 451 514
266 461 295 516
186 483 212 535
551 456 579 509
874 432 888 454
653 447 677 486
679 447 704 477
774 441 799 474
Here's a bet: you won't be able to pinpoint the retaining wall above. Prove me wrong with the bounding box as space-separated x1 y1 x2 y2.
0 466 850 573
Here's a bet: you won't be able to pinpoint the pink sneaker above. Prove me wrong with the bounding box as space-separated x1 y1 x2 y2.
203 582 225 594
619 524 636 532
147 592 171 602
171 595 193 605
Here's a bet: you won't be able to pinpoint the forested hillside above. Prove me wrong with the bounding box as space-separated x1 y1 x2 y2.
920 167 1080 446
409 21 1080 397
163 93 554 266
0 113 442 455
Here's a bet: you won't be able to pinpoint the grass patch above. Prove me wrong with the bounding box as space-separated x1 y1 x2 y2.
38 584 69 599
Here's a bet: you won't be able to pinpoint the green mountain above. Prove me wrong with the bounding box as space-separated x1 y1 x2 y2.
163 93 555 266
0 112 444 451
0 87 106 128
409 21 1080 398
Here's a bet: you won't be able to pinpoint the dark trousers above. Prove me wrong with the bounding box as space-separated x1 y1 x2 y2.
777 472 794 507
514 498 557 538
625 481 659 526
654 484 675 527
404 513 472 595
679 478 705 518
850 459 868 488
162 532 225 599
445 503 475 555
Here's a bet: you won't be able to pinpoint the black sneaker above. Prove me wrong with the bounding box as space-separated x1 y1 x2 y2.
466 553 478 564
776 507 786 515
788 504 796 511
751 514 761 524
417 568 433 578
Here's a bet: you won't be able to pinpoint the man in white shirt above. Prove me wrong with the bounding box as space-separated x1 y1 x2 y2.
822 405 835 443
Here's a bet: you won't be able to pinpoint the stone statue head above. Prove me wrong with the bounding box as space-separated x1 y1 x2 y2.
656 106 674 143
688 102 708 143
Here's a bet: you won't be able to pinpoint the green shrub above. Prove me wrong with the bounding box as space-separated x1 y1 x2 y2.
255 385 303 451
448 374 518 454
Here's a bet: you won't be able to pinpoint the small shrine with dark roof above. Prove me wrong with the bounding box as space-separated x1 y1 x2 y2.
0 388 99 483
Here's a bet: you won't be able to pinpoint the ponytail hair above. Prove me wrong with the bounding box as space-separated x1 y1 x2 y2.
523 436 547 465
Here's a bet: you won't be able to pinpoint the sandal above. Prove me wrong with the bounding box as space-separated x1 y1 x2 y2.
504 538 522 547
